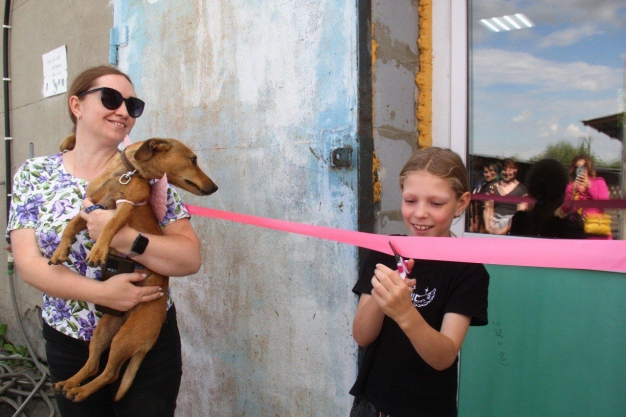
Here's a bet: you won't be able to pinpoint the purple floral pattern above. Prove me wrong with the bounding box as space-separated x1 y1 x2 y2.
7 152 189 341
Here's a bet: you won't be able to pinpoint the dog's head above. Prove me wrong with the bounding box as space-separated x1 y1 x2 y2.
132 138 218 196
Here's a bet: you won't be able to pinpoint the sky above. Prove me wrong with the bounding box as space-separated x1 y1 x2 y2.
469 0 626 164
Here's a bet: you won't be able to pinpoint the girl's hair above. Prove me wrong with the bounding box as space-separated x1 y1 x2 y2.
486 161 502 181
568 154 596 178
399 147 470 199
67 65 134 129
502 158 518 170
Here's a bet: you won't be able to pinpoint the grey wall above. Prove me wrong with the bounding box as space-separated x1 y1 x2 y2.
0 0 112 358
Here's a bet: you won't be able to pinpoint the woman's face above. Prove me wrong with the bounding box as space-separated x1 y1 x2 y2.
74 74 137 145
575 159 588 175
484 166 496 181
502 165 518 182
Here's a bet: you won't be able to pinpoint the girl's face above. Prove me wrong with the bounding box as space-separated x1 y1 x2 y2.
484 166 496 181
72 74 137 144
401 171 470 237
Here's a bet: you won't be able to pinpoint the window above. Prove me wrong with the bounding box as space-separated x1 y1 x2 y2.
467 0 625 239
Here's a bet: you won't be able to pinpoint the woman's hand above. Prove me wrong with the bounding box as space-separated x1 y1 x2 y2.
99 272 163 311
80 198 114 241
370 262 416 323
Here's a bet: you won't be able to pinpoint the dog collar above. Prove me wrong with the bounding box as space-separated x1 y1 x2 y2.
118 148 138 185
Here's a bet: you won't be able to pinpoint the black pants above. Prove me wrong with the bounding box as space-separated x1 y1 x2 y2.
44 305 182 417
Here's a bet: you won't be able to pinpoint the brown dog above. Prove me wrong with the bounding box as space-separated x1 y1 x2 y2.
49 135 217 402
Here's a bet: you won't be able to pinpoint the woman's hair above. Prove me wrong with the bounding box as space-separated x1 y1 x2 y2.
67 65 134 129
399 147 470 199
525 158 568 207
568 154 596 178
502 158 518 170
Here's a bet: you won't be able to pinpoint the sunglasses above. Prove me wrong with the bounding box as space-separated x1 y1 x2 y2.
78 87 145 118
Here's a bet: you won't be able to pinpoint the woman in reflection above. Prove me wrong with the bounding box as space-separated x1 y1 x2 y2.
469 161 501 233
560 155 612 239
483 158 527 235
509 159 584 239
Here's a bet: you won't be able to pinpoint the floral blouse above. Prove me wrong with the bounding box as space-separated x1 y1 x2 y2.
7 152 190 341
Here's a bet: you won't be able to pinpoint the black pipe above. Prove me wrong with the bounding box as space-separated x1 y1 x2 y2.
3 0 11 222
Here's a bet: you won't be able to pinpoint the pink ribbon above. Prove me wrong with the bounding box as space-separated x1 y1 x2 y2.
186 205 626 274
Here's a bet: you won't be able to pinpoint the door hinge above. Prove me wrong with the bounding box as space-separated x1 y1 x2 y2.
109 26 129 65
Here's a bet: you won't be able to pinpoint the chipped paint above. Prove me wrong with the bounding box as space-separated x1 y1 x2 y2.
115 0 359 414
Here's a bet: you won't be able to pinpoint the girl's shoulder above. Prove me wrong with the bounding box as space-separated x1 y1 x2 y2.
18 153 63 174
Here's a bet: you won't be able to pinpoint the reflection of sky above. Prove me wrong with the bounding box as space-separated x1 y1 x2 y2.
470 0 626 162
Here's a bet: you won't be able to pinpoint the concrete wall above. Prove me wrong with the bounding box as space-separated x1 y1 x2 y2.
0 0 112 359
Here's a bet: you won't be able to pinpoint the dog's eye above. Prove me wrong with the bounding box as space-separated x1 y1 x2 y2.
190 156 197 166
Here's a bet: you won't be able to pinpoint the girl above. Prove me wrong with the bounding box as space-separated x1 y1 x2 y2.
350 147 489 417
8 66 201 416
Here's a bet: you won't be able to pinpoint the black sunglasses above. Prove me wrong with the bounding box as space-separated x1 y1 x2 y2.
78 87 145 118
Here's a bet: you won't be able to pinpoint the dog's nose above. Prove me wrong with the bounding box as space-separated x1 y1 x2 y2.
204 183 218 195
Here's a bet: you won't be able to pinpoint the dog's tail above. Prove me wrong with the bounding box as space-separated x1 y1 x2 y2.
114 351 148 401
60 134 76 151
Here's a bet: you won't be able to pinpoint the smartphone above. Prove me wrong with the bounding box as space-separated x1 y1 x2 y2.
575 166 585 178
95 254 136 316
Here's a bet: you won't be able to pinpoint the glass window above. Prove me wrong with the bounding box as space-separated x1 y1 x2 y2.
467 0 625 240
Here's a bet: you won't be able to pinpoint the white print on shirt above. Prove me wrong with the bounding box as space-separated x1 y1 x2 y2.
411 288 436 308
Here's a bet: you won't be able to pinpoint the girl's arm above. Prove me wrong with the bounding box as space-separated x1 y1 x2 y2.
352 293 386 346
371 263 471 371
10 228 163 311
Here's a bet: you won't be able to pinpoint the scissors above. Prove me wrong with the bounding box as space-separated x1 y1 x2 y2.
388 240 411 280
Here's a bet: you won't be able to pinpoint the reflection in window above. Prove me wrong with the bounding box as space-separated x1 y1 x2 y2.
467 1 626 239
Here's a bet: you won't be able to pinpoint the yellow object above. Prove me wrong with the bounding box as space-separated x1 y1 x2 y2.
416 0 432 148
583 213 612 236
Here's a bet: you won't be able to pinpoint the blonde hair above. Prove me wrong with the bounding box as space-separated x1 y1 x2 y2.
399 147 470 199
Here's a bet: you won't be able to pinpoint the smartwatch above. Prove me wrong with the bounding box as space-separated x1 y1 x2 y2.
127 233 149 257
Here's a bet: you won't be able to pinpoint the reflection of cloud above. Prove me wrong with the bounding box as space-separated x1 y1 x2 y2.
564 123 583 137
512 109 531 122
474 48 621 92
538 24 604 48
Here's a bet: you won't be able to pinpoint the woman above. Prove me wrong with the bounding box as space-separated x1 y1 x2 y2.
483 158 527 235
560 155 612 239
7 66 201 416
469 161 501 233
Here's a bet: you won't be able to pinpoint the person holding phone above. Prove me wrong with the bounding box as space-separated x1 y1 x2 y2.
560 155 611 239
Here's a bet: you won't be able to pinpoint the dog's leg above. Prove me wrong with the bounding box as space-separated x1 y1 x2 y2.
54 314 124 398
49 216 87 265
86 202 134 267
62 300 166 402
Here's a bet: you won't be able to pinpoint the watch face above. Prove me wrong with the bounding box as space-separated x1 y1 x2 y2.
132 234 149 254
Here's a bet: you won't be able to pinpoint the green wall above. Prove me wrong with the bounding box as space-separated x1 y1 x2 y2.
458 265 626 417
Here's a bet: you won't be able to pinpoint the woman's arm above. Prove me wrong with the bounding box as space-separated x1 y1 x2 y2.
588 177 609 201
371 263 470 370
82 205 202 277
10 228 162 311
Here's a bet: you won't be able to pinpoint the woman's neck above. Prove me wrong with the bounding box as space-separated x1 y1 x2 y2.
63 135 119 181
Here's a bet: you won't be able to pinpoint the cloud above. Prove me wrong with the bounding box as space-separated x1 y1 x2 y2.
512 109 531 122
538 24 604 48
473 48 621 92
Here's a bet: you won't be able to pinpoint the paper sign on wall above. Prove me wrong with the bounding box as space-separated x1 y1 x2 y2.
42 45 67 97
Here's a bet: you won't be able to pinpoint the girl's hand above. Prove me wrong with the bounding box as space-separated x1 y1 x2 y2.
100 272 163 311
370 262 416 323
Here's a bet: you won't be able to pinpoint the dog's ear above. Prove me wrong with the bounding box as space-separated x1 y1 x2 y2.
134 139 172 161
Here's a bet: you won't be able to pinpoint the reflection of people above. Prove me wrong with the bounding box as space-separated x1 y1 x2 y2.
7 66 200 415
560 155 612 239
509 159 584 239
350 147 489 417
469 162 501 233
483 158 527 235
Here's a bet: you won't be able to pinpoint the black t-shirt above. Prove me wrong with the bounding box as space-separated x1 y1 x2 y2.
350 249 489 417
